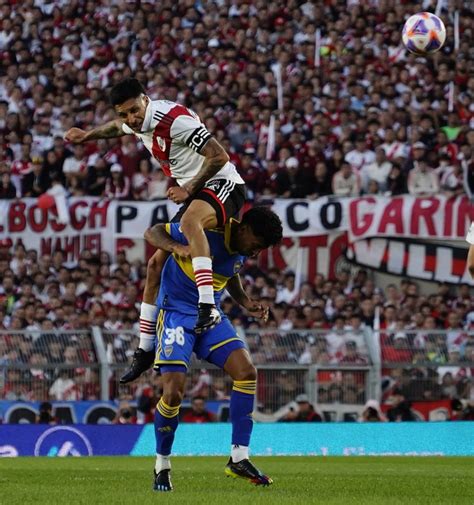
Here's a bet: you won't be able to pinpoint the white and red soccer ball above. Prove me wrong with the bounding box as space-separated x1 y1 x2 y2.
402 12 446 54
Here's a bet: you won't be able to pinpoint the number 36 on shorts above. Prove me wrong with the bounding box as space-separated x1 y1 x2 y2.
164 327 185 346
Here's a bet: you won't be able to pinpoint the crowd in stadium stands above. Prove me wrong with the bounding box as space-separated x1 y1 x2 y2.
0 241 473 413
0 1 473 201
0 1 473 419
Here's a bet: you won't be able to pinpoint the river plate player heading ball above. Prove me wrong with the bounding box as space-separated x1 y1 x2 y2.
64 77 246 367
145 207 283 491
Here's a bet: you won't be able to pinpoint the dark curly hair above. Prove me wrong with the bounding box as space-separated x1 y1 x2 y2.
241 206 283 247
109 78 146 106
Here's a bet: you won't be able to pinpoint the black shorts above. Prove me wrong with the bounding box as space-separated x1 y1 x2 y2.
171 179 246 226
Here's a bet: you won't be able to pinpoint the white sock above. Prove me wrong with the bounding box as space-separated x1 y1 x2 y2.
155 454 171 473
139 302 158 351
192 256 214 305
231 444 249 463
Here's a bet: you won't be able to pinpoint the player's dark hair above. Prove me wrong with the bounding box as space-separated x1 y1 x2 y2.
241 206 283 247
109 78 146 106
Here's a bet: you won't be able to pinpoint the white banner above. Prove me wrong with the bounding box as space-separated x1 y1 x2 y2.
0 196 471 284
0 198 178 262
273 195 472 242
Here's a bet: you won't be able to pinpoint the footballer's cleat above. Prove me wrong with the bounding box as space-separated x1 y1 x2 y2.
153 469 173 492
120 348 155 384
194 303 221 334
225 457 273 486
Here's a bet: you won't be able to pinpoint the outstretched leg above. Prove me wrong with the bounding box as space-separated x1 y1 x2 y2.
120 249 169 384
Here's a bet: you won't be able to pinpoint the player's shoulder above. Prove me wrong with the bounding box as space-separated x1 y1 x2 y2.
151 99 198 120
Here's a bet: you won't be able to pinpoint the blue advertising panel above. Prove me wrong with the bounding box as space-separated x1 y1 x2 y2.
0 422 473 457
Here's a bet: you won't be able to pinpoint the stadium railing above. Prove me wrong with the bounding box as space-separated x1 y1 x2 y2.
378 328 474 404
1 327 472 418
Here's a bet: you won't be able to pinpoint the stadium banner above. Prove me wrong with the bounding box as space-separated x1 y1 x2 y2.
272 194 472 241
1 422 473 457
346 237 474 284
0 196 470 273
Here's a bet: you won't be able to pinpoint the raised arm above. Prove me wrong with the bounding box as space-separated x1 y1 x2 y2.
64 119 127 144
183 137 230 196
144 224 190 257
226 274 269 322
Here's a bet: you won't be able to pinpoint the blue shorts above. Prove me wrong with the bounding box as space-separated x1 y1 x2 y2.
153 309 245 373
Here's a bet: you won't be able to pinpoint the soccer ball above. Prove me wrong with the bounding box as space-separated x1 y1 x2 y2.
402 12 446 54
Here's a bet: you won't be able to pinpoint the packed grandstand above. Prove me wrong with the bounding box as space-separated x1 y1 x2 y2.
0 1 473 423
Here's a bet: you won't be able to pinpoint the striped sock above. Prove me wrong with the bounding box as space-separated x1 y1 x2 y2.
154 398 181 456
230 380 256 454
139 302 158 351
192 256 214 305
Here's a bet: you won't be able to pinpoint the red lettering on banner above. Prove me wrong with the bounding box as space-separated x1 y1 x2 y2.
49 207 66 233
349 197 376 237
270 237 293 270
70 201 88 230
377 198 404 235
84 234 101 254
457 196 472 237
328 233 348 280
28 206 47 233
40 238 52 255
9 202 27 232
443 197 454 236
89 201 109 229
299 236 327 282
410 198 439 236
63 236 80 260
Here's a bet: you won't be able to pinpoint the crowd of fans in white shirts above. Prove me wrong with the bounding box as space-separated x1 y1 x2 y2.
0 242 472 406
0 1 473 201
0 1 473 413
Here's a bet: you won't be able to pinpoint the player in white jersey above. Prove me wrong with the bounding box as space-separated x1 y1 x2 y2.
467 222 474 279
64 78 246 376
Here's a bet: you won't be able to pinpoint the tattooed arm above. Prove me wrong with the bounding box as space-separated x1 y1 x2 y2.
64 119 127 144
183 137 230 196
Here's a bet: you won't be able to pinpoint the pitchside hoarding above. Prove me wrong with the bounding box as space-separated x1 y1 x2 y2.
1 423 473 457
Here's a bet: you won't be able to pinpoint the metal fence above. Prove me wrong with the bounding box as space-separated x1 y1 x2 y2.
378 328 474 404
1 327 473 418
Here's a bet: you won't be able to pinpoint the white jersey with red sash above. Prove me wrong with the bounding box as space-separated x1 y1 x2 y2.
122 99 244 187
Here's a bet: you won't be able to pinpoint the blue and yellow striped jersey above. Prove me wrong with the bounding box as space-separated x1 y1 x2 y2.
156 220 246 315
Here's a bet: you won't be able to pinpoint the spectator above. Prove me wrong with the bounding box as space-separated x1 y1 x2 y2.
308 162 333 199
361 148 392 193
280 394 322 422
182 396 216 423
113 401 137 424
0 170 17 198
440 163 465 198
36 401 57 424
105 163 130 200
332 162 360 197
85 158 109 197
21 157 50 197
62 144 88 183
359 400 386 422
276 157 312 198
385 163 407 196
407 160 440 197
49 369 79 401
345 137 375 173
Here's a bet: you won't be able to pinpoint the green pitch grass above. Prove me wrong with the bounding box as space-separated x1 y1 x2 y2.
1 456 473 505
